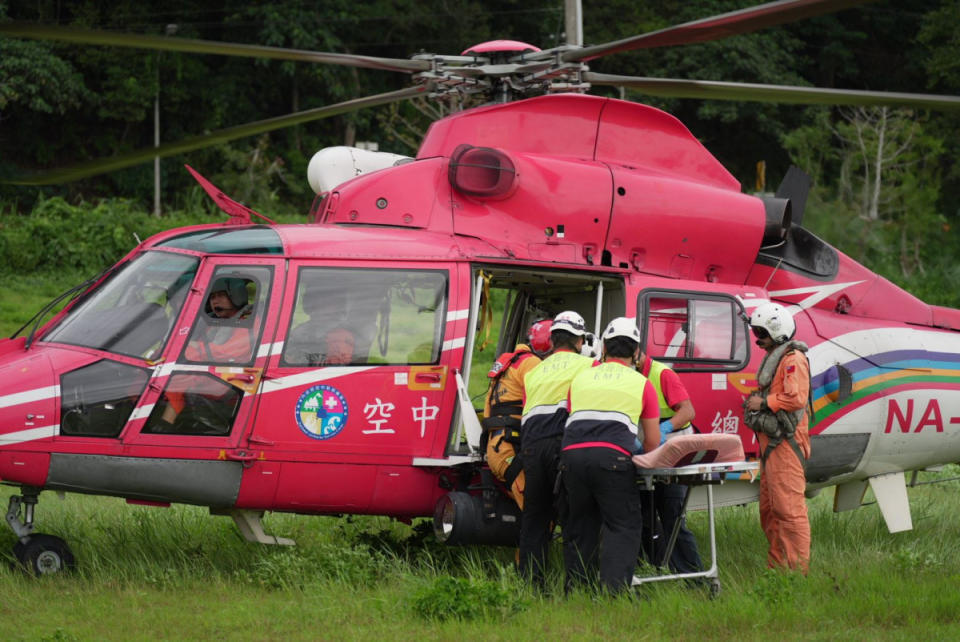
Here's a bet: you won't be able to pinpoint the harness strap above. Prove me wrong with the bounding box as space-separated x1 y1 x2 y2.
761 434 807 471
503 456 524 487
488 402 523 416
482 415 521 430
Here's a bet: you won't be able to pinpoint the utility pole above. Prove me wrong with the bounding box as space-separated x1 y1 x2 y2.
154 23 178 216
564 0 583 47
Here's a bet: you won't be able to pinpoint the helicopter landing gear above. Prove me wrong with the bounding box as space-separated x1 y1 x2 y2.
6 489 76 575
16 534 76 575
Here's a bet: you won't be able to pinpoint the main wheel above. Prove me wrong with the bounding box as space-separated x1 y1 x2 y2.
16 534 76 576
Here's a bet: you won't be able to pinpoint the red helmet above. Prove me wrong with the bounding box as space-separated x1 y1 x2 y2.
528 319 553 354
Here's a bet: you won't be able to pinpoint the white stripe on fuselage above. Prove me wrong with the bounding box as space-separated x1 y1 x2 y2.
0 385 60 409
0 425 58 445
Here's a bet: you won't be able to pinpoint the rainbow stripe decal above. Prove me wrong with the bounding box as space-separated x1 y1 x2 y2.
811 349 960 425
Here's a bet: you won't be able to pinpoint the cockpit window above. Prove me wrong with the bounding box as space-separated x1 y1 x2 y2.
181 265 273 366
156 227 283 254
43 252 199 360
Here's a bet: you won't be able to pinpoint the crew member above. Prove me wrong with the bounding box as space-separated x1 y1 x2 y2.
183 277 253 362
518 310 593 589
482 320 553 510
561 317 660 593
638 349 703 575
744 302 811 573
161 278 254 427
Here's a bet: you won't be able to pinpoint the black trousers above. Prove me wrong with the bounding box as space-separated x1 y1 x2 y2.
655 482 703 574
561 447 643 594
517 436 563 588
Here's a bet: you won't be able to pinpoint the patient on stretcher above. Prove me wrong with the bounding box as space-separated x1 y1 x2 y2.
632 433 745 470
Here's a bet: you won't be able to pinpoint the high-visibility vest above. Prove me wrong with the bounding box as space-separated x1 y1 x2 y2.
646 358 691 429
521 350 593 443
563 361 651 453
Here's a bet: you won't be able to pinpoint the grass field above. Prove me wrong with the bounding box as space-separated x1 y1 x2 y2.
2 471 960 641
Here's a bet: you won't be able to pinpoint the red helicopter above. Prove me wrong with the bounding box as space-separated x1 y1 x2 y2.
2 0 960 575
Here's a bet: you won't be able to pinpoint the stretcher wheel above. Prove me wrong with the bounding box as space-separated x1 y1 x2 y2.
709 578 721 599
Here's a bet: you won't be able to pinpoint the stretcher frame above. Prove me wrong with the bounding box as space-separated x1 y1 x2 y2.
631 460 759 595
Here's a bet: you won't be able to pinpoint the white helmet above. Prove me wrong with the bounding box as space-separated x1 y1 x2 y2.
749 302 795 344
552 310 587 337
580 332 600 359
602 317 641 343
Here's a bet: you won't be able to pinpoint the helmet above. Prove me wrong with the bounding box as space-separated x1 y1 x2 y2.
749 302 795 344
580 332 600 359
527 319 553 354
602 317 641 343
552 310 587 337
210 278 249 308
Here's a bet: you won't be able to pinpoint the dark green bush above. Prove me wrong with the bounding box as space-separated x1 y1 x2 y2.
0 196 302 275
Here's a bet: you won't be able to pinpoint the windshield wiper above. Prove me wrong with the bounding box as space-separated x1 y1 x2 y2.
14 266 114 349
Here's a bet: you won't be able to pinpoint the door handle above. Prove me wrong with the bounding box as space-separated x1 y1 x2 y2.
415 372 442 383
225 449 259 463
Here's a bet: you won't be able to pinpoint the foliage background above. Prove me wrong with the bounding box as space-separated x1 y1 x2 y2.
1 0 959 304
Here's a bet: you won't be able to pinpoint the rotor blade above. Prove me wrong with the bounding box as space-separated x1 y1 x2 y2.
4 86 427 185
564 0 873 63
584 73 960 111
0 22 430 73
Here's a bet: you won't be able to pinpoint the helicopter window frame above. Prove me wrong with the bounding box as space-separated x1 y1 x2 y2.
141 372 244 437
59 360 152 439
637 288 749 373
180 265 274 367
280 266 449 368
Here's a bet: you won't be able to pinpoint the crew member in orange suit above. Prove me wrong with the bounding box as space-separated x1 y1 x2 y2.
745 302 811 573
482 320 553 509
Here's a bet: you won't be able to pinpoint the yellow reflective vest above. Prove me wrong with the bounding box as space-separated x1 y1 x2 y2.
563 361 652 453
521 350 593 444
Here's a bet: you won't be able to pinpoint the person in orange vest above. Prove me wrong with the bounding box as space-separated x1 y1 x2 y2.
744 302 811 573
482 319 553 509
161 278 254 426
637 349 703 575
561 317 661 593
519 310 594 589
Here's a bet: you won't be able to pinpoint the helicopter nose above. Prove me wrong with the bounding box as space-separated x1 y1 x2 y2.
0 342 59 484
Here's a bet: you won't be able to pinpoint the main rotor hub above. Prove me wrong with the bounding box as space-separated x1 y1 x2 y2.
413 42 590 103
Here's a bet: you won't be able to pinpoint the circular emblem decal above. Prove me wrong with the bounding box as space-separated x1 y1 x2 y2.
295 384 348 440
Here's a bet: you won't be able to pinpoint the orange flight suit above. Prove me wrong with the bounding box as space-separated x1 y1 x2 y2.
758 348 811 573
483 344 541 510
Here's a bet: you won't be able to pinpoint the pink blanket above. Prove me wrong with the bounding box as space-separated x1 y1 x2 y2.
632 433 744 469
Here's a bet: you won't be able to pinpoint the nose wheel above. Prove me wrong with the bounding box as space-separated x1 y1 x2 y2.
14 534 76 575
6 489 76 575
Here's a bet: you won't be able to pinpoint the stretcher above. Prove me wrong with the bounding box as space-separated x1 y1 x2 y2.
630 433 759 596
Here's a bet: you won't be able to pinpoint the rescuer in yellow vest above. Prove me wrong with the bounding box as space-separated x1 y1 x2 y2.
518 310 594 589
637 350 703 575
561 317 661 594
482 320 554 509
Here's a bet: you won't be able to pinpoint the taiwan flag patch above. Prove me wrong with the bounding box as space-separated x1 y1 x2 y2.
786 365 796 373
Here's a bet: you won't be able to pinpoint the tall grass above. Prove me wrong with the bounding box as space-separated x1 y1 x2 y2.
2 469 960 640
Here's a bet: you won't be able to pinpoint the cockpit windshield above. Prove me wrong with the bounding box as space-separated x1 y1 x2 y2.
43 252 199 359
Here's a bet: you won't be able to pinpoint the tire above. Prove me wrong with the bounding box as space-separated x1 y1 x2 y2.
16 534 76 576
709 578 722 599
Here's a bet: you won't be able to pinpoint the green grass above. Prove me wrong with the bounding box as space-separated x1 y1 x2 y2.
0 270 87 339
2 470 960 640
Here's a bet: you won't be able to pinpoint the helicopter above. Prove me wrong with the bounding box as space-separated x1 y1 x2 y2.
2 0 960 575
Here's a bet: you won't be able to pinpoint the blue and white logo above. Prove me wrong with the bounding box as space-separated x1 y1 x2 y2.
295 384 348 440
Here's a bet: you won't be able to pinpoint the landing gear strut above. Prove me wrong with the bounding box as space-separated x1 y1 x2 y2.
6 488 75 575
